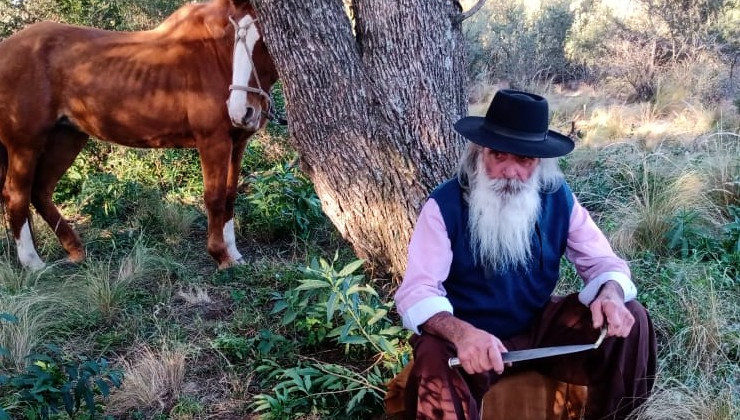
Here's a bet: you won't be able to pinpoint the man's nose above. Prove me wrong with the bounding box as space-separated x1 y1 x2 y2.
502 166 519 180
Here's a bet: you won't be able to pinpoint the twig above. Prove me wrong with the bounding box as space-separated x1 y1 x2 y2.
454 0 487 24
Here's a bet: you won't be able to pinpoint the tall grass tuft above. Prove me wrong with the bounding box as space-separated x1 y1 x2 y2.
107 342 187 417
692 133 739 213
0 293 60 371
156 202 200 245
0 261 45 293
75 242 164 321
610 155 720 256
632 378 738 420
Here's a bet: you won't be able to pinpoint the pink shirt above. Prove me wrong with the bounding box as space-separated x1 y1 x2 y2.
395 195 636 334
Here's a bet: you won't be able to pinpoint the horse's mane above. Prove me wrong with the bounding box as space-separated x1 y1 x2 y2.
149 0 235 40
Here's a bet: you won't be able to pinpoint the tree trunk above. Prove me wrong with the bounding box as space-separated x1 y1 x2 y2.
253 0 468 276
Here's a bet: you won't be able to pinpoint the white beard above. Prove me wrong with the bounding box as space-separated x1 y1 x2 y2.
468 162 541 272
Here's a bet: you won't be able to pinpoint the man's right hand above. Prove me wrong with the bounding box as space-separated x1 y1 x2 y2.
421 312 508 375
452 326 508 375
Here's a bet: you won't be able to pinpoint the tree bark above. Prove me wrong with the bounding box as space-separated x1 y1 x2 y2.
253 0 467 276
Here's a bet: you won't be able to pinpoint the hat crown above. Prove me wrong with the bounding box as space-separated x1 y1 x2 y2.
484 89 549 135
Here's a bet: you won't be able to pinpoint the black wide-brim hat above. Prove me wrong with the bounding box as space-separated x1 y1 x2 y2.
454 89 574 158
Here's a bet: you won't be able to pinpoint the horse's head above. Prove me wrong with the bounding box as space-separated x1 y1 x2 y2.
225 1 279 131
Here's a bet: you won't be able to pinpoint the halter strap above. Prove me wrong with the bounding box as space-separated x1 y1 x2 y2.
227 16 286 125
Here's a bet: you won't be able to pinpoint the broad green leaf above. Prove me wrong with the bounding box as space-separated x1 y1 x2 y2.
337 259 365 277
377 336 397 354
327 326 343 337
379 326 404 336
367 309 388 325
295 279 330 291
96 378 111 398
339 335 368 345
358 304 377 316
346 388 368 413
326 292 338 323
271 300 289 314
0 313 18 323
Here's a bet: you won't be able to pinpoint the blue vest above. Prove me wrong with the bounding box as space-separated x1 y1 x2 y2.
430 178 573 338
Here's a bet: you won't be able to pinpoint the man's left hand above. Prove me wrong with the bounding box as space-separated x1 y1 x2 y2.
589 280 634 338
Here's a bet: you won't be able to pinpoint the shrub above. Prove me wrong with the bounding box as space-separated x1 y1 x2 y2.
0 342 122 420
465 0 575 88
241 159 324 241
252 256 409 418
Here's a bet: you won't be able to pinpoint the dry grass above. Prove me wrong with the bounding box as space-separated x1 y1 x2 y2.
610 155 721 256
74 242 163 321
690 132 740 212
631 379 738 420
0 292 60 371
0 261 47 293
108 342 188 417
176 286 212 306
158 202 200 245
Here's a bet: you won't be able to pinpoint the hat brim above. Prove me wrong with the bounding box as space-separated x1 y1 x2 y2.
454 116 574 158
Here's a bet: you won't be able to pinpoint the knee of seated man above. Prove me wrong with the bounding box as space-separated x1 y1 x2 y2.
624 300 651 336
412 334 455 368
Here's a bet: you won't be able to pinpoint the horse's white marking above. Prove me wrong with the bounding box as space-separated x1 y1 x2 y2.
16 220 45 270
227 15 261 129
223 218 243 262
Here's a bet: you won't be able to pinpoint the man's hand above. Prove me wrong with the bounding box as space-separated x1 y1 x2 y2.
422 312 508 375
452 326 508 375
590 280 634 337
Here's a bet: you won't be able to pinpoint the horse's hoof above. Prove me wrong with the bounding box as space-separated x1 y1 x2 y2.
64 256 84 265
67 251 85 264
217 258 247 270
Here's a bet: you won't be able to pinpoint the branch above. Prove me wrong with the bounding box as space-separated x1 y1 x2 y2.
454 0 487 24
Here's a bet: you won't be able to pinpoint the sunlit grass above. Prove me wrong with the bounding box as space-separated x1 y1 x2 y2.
608 155 722 256
73 241 167 322
0 292 60 371
108 341 188 417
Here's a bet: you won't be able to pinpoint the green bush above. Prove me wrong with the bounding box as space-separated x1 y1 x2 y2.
252 256 409 419
241 160 324 240
0 322 122 420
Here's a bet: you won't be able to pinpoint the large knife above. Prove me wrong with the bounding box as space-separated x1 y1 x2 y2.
448 326 607 368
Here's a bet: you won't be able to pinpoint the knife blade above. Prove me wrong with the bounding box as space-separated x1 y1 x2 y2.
448 326 607 368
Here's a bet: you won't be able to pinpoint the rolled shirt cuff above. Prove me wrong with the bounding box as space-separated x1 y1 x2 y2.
401 296 454 335
578 271 637 305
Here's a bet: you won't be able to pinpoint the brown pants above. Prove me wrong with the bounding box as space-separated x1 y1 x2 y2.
404 294 657 420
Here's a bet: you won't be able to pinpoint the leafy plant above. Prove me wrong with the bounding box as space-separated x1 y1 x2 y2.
273 255 404 362
243 159 324 239
0 342 122 420
253 256 410 418
252 360 387 418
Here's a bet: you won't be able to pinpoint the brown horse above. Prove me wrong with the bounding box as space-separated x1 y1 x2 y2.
0 0 279 269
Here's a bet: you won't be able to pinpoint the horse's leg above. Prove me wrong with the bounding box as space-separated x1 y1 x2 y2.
197 135 234 269
31 126 88 263
2 146 44 270
223 134 249 264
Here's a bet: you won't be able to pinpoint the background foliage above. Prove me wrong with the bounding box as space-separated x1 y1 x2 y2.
0 0 738 418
